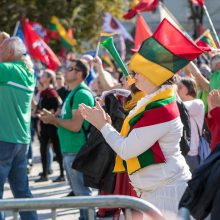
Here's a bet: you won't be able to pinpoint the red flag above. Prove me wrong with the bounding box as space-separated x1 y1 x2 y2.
132 13 152 52
191 0 205 6
153 19 203 60
124 0 160 20
23 19 61 70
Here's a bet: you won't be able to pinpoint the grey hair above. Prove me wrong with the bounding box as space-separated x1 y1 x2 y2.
7 37 26 58
7 37 34 74
210 55 220 72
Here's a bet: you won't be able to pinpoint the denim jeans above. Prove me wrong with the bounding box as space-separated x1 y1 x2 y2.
63 153 93 220
0 141 38 220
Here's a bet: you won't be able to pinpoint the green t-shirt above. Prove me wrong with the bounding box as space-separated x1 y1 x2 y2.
197 89 209 113
58 83 94 153
210 70 220 91
0 61 35 144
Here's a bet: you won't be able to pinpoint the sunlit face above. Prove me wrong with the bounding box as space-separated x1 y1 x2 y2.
64 62 81 83
134 72 158 94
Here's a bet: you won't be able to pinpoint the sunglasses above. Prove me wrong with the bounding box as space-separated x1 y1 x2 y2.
66 66 81 72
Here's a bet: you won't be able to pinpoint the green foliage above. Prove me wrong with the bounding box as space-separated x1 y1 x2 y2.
0 0 128 52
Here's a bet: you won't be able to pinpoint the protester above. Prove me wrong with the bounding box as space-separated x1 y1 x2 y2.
36 69 64 182
177 77 205 172
39 59 95 220
0 37 38 220
80 49 192 215
206 89 220 150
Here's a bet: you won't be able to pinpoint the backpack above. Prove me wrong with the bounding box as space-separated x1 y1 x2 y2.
69 86 94 140
193 119 211 164
177 100 191 156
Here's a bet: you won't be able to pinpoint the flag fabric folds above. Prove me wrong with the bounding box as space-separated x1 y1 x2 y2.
23 19 61 70
50 16 76 51
196 29 218 52
129 19 203 86
133 13 152 52
103 12 133 42
124 0 160 20
191 0 205 6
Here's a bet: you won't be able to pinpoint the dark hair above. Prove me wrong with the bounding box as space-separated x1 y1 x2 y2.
161 75 177 86
180 77 197 98
75 59 89 80
44 69 56 86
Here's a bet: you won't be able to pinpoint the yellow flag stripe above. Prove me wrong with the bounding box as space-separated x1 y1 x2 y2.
129 53 174 86
51 16 76 46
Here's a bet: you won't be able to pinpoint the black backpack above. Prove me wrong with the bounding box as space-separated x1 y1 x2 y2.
69 86 94 140
177 100 191 156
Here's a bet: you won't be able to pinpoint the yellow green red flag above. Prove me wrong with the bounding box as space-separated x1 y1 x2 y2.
50 16 76 50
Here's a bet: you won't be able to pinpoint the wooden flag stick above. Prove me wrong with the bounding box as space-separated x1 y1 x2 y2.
203 5 220 47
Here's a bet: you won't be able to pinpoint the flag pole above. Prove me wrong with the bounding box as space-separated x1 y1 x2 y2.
203 5 220 46
13 21 20 36
95 41 100 57
159 2 194 42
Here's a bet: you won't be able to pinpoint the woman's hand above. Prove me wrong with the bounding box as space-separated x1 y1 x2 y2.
79 101 111 130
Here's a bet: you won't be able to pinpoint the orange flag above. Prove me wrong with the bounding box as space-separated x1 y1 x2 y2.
132 13 152 52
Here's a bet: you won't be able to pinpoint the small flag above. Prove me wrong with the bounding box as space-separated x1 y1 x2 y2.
196 29 218 52
124 0 160 20
191 0 205 6
99 32 119 40
50 16 76 51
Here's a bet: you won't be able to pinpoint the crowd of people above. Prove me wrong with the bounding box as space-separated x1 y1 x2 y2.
1 28 220 220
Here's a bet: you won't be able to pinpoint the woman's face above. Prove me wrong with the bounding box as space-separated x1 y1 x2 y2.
134 72 158 94
120 75 129 89
177 82 188 101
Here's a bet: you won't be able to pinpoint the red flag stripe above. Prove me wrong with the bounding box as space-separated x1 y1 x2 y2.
153 19 203 60
123 0 160 20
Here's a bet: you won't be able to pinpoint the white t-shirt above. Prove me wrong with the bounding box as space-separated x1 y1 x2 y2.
184 99 205 156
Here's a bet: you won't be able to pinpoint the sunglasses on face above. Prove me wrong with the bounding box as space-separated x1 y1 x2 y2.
65 66 81 72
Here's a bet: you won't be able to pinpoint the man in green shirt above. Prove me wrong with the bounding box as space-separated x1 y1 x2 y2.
40 59 94 220
0 37 38 220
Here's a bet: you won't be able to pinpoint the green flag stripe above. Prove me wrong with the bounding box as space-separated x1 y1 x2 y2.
61 38 72 51
129 96 176 128
138 150 155 170
138 37 189 73
201 36 215 48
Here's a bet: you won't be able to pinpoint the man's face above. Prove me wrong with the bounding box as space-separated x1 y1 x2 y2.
64 62 81 83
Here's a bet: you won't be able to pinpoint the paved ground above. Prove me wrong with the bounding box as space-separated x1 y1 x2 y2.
3 137 119 220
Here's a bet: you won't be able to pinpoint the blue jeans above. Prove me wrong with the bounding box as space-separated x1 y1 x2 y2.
63 153 93 220
0 141 38 220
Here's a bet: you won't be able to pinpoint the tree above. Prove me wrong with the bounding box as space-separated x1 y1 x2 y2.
0 0 128 51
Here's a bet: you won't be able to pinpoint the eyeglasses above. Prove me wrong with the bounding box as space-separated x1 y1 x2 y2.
65 66 81 72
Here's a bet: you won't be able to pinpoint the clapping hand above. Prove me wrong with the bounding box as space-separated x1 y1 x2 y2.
79 101 111 130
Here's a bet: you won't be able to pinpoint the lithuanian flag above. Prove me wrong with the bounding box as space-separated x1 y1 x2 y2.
196 29 218 52
99 32 119 41
129 19 203 86
50 16 76 50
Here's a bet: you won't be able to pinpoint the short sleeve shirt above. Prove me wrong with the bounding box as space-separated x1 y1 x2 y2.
58 83 94 153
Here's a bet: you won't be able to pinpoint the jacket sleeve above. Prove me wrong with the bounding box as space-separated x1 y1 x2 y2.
100 122 170 160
